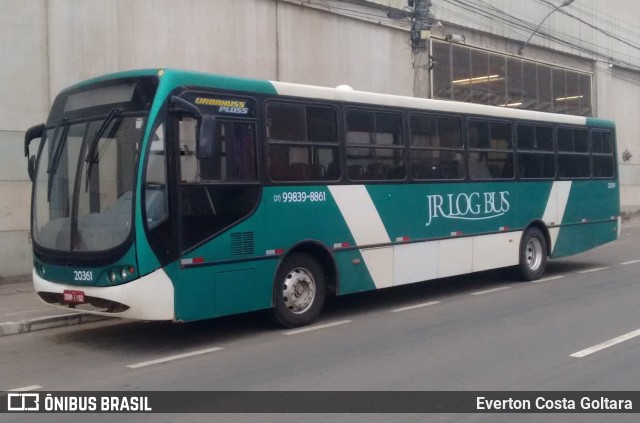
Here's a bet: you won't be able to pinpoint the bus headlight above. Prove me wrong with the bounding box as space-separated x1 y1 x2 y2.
109 271 117 283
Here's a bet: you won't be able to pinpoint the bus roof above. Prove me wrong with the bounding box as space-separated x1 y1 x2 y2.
270 81 590 126
63 68 611 128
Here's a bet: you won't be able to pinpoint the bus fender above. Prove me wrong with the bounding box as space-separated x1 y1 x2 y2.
272 240 338 306
521 220 552 257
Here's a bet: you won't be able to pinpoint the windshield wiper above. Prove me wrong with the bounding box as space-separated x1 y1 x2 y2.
46 117 68 201
84 108 121 192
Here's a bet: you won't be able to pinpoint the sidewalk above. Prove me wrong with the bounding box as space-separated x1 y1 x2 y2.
0 275 107 337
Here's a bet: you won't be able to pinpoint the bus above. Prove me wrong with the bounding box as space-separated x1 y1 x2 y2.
24 68 620 328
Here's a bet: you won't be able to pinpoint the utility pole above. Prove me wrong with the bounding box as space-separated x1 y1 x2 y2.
410 0 433 98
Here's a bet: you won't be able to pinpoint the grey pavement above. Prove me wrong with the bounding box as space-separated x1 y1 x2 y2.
0 275 107 336
1 213 637 337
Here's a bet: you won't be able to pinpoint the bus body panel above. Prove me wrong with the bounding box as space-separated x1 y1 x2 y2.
164 203 278 322
33 268 174 320
134 70 279 277
29 69 620 324
551 179 619 258
32 244 139 287
167 178 617 321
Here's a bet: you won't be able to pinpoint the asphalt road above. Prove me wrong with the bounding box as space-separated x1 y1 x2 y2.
1 219 639 423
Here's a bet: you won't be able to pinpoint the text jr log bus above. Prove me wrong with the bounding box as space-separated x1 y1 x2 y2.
24 69 620 327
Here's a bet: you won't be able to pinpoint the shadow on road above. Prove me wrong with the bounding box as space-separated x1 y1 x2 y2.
50 254 608 355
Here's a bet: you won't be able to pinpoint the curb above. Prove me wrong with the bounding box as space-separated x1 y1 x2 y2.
0 313 110 337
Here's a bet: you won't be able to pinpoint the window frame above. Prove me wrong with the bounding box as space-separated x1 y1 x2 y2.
344 107 406 182
266 100 341 183
466 117 515 181
556 125 591 180
591 129 616 179
409 112 466 181
515 122 556 180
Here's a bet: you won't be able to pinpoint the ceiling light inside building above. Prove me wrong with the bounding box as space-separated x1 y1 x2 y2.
452 74 503 85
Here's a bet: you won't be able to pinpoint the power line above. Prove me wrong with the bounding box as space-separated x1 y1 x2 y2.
538 0 640 52
433 0 640 71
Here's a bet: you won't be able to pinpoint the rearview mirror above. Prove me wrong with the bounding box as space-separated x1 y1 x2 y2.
25 123 45 182
24 123 44 157
196 115 217 160
170 96 202 119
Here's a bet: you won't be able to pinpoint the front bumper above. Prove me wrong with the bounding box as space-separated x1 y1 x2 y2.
33 268 175 321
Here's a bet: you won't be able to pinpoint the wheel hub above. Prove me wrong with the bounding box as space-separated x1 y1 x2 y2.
282 268 316 314
526 238 543 271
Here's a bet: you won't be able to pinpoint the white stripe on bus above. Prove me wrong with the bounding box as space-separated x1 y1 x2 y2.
542 181 572 254
328 185 393 289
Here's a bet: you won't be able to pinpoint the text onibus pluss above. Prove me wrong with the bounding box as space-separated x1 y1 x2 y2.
24 69 620 328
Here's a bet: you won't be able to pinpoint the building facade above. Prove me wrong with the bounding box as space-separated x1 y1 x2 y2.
0 0 638 277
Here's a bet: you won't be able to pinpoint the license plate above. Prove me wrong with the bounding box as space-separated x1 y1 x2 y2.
63 290 86 304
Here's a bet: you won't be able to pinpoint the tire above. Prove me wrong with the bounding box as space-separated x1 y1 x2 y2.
517 227 548 281
272 253 326 328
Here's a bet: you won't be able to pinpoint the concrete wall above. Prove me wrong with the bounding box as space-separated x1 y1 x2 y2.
0 0 411 277
1 0 638 276
0 1 49 276
449 21 640 213
429 0 640 70
276 2 412 94
426 0 640 213
598 64 640 214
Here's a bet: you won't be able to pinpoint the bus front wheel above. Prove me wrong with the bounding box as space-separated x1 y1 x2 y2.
517 227 548 281
273 253 326 328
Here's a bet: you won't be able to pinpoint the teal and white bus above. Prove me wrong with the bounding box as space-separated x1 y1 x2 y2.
25 69 620 327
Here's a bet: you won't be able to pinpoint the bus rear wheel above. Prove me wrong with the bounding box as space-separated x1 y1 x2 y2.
273 253 326 328
517 227 548 281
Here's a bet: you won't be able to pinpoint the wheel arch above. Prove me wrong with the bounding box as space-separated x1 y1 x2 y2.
272 240 338 305
522 219 552 256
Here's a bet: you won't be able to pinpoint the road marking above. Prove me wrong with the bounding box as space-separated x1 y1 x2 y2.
391 301 440 313
471 286 511 296
283 320 352 336
620 259 640 265
570 329 640 358
532 275 566 283
577 267 609 274
8 385 43 392
126 347 224 369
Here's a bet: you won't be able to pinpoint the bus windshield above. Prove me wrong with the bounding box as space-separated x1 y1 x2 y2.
32 77 157 253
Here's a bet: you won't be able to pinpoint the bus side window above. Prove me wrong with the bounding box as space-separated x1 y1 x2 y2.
592 130 615 178
179 119 260 251
410 114 465 180
200 122 258 181
267 103 340 182
517 124 555 179
177 116 198 182
558 127 590 178
345 110 405 181
468 120 514 180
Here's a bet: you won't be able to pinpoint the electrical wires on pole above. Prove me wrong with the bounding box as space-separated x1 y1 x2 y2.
409 0 437 98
